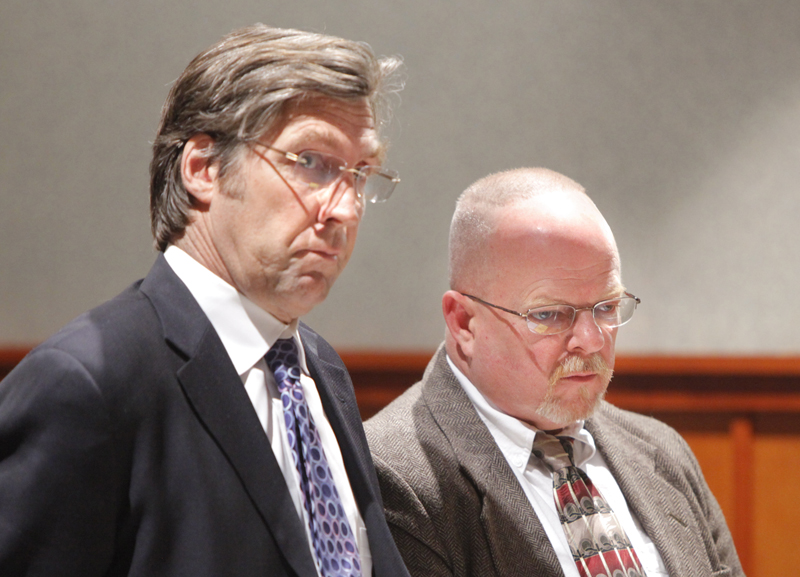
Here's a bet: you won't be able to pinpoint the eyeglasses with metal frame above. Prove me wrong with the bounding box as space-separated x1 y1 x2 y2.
460 292 641 336
257 144 400 205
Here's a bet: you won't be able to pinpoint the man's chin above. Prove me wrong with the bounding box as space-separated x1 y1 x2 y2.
262 275 334 320
535 384 608 428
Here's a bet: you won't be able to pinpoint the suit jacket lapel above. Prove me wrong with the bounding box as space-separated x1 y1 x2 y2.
299 324 378 520
421 347 563 577
586 406 716 575
141 255 319 577
302 324 413 577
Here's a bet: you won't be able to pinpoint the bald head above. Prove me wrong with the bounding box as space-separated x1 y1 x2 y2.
448 168 619 296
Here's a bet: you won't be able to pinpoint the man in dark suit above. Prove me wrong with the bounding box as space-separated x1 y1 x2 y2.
366 168 744 576
0 24 409 577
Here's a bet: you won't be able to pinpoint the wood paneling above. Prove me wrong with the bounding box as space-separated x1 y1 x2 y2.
0 346 30 381
753 430 800 575
3 348 800 576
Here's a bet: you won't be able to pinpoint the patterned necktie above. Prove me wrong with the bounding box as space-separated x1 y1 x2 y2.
532 432 647 577
266 338 362 577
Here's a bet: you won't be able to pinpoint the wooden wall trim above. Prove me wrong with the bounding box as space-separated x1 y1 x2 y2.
338 351 433 371
605 390 800 413
8 347 799 417
614 355 800 375
0 346 32 368
6 346 800 379
341 351 800 376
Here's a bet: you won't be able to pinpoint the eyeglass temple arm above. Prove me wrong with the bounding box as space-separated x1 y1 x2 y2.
341 167 400 184
625 292 641 306
460 293 527 319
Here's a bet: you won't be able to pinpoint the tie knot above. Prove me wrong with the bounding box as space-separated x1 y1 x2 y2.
266 338 302 388
532 433 576 472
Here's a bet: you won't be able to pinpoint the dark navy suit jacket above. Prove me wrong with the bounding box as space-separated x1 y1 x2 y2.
0 254 409 577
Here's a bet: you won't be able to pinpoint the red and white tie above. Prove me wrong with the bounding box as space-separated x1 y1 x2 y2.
532 432 647 577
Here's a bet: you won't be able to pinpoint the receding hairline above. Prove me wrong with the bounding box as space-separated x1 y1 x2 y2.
448 168 611 292
268 96 385 161
458 167 586 209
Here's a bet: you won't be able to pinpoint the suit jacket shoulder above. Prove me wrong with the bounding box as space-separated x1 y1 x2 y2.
0 255 322 577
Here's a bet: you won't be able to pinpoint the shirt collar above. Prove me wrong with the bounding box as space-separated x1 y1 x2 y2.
446 354 596 470
163 245 309 376
533 425 596 468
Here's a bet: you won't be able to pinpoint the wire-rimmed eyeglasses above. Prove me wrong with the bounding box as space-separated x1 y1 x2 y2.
257 144 400 204
461 292 641 336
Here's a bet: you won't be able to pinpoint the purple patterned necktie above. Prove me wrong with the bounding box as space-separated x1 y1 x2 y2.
532 432 646 577
266 338 362 577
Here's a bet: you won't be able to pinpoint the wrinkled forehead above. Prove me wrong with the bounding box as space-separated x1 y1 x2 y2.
271 96 383 159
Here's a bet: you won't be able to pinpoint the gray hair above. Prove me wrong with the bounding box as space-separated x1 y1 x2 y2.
448 168 586 291
150 23 403 251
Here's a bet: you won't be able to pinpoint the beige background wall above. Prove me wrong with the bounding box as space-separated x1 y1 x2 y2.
2 0 800 353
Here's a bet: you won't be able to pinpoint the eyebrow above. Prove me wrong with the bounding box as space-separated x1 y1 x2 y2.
291 129 341 149
288 129 384 163
525 288 628 310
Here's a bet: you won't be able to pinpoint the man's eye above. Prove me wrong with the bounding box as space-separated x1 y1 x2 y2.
297 151 323 169
596 302 619 315
531 309 559 323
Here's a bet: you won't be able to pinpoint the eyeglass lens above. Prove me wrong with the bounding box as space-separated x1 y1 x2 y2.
292 151 397 203
525 297 638 335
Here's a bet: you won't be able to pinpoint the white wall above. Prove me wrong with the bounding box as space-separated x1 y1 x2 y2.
2 0 799 353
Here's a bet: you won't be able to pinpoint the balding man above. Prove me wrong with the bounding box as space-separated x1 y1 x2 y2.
365 168 743 577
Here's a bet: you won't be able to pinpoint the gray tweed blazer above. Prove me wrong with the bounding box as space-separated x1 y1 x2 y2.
365 345 743 577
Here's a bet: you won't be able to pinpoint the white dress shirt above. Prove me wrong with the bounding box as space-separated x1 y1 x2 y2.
446 355 667 577
164 246 371 577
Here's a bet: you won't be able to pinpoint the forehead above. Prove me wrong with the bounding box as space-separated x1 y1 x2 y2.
486 199 623 306
519 259 623 308
272 97 382 159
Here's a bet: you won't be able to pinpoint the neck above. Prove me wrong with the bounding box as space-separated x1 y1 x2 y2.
173 224 236 289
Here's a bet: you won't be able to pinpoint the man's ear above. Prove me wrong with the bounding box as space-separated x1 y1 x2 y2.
442 290 478 356
180 134 219 205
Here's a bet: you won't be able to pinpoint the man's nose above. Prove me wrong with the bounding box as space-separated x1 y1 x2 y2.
566 309 606 354
317 177 364 224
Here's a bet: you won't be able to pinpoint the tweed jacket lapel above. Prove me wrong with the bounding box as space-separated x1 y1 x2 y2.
141 255 319 577
421 346 564 577
586 406 721 576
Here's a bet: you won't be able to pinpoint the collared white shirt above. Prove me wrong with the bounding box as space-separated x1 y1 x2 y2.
164 246 371 577
446 355 667 577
